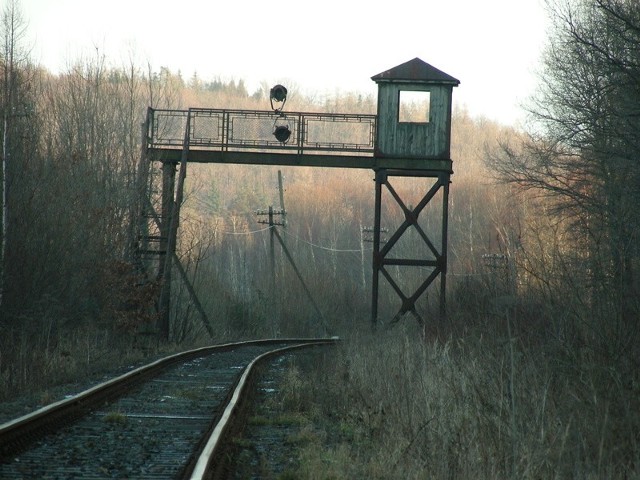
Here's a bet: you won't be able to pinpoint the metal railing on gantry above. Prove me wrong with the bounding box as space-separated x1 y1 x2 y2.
147 107 377 156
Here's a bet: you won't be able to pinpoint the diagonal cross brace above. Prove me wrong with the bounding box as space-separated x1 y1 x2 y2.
383 266 442 325
371 169 450 328
378 175 443 260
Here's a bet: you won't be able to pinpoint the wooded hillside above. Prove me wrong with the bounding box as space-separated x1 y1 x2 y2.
0 1 519 347
1 0 639 476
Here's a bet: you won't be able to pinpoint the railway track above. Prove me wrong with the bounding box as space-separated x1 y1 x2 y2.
0 338 337 479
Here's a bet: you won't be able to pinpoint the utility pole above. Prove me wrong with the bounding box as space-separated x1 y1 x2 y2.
256 170 287 334
277 170 286 227
256 206 286 334
256 171 326 334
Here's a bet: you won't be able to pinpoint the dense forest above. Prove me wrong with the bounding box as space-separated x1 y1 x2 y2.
1 0 639 477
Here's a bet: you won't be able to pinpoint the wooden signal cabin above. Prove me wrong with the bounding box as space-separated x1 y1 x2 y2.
369 58 459 328
372 57 459 169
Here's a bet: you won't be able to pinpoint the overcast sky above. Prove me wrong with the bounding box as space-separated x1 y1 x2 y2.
19 0 549 126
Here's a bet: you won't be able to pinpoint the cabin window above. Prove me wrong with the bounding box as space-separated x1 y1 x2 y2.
398 90 430 123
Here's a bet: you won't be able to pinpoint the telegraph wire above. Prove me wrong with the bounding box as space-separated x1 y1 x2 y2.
216 222 488 276
220 225 272 235
280 228 367 253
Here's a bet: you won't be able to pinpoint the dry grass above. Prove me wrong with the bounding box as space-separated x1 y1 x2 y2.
0 313 178 402
292 314 640 479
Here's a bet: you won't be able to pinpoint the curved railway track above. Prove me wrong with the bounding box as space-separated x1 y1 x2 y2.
0 338 337 479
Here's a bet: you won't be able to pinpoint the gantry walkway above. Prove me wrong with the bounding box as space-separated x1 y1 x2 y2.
145 107 452 171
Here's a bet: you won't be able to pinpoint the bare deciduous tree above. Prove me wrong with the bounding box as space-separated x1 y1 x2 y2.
0 0 30 307
490 0 640 336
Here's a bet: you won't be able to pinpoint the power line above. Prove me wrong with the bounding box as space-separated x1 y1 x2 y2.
218 219 370 253
281 228 369 253
221 226 272 235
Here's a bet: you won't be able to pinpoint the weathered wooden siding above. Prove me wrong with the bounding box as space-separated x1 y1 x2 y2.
376 83 453 159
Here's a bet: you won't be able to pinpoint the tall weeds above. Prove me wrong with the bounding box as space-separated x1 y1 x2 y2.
300 311 639 478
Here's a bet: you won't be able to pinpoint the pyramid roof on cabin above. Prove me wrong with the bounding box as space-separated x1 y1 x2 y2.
371 57 460 85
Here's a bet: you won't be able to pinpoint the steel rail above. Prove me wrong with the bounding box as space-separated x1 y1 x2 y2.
188 339 338 480
0 338 336 458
